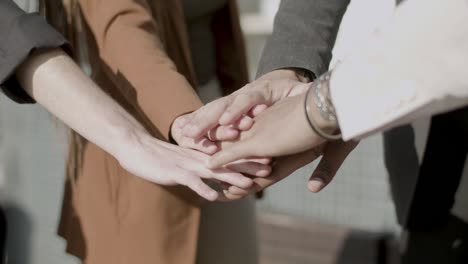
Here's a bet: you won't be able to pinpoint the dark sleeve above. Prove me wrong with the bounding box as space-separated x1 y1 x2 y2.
256 0 351 78
0 0 69 104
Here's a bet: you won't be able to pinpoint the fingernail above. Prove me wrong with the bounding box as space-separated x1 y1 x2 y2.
308 176 325 192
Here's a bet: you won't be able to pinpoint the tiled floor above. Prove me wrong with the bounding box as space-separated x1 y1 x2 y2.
258 212 399 264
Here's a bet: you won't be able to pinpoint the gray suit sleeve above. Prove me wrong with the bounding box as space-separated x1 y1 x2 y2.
0 0 69 104
257 0 351 78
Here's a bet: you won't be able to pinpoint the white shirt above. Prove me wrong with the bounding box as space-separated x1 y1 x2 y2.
330 0 468 140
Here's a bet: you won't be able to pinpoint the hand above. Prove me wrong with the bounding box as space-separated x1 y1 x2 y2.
171 114 272 178
207 94 337 168
180 70 310 139
171 114 242 155
115 131 257 202
217 140 359 201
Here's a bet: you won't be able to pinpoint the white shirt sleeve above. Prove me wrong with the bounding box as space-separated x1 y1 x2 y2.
329 0 468 141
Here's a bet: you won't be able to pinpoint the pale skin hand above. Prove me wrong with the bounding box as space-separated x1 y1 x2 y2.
179 70 310 139
171 115 272 178
116 133 255 201
174 69 307 190
15 48 254 201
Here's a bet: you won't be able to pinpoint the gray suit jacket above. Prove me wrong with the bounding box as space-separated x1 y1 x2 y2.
0 0 67 104
257 0 350 78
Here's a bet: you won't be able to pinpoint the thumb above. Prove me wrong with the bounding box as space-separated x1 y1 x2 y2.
308 140 358 193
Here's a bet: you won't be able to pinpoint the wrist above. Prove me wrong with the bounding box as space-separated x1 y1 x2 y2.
106 117 152 164
112 126 168 182
259 69 300 82
304 71 341 140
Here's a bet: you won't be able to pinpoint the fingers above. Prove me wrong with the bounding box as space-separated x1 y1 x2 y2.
249 104 268 117
232 115 254 131
219 92 266 125
183 137 218 154
203 169 253 189
307 140 359 193
183 100 229 139
221 186 255 201
207 125 239 141
243 157 272 165
221 146 326 201
226 161 272 177
216 189 246 202
192 115 253 142
207 141 252 169
183 176 219 201
227 185 256 197
172 117 219 155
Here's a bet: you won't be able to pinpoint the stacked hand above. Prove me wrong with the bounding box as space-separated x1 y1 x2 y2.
177 70 358 201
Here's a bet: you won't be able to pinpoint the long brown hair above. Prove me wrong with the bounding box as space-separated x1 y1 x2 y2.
41 0 86 183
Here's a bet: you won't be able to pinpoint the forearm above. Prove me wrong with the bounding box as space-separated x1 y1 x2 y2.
13 48 258 200
16 48 149 161
329 0 468 140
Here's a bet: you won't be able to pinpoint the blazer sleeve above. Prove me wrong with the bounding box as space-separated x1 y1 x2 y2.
256 0 350 78
330 0 468 140
0 0 69 104
77 0 203 139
